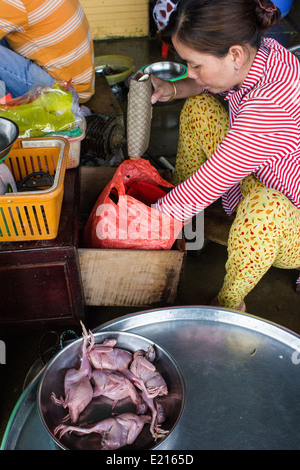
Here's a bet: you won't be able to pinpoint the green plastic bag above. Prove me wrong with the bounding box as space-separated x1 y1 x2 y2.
0 82 81 138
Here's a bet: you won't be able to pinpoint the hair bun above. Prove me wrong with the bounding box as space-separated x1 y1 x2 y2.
255 0 281 31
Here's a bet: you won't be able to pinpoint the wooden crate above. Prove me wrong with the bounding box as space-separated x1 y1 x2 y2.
81 0 149 39
78 166 186 307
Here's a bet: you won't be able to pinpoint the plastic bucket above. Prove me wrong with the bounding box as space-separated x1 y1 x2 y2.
273 0 293 17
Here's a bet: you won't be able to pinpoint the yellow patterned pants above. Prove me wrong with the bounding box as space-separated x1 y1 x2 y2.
173 94 300 309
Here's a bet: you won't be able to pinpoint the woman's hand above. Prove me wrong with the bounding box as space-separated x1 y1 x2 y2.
150 74 176 104
150 74 204 104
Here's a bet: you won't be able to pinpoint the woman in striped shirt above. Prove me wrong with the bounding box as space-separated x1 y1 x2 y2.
0 0 94 102
151 0 300 312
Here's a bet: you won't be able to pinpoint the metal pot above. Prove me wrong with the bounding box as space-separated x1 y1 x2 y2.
0 117 19 162
38 330 185 450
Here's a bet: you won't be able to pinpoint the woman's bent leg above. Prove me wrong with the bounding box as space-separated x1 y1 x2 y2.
217 177 300 309
172 94 229 185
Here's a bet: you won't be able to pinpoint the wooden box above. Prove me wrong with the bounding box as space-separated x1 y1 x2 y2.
78 166 186 307
80 0 149 39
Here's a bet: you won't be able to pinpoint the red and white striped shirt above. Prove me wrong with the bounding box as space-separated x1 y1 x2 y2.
155 38 300 221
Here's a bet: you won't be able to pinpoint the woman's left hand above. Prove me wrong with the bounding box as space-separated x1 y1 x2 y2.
150 74 175 104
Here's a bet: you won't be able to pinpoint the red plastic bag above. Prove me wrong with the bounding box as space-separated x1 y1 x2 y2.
83 158 183 249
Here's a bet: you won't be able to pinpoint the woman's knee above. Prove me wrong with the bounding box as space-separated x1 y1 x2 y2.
229 186 300 266
180 94 227 120
237 186 295 230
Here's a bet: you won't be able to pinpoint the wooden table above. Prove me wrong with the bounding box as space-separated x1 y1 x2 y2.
0 168 85 329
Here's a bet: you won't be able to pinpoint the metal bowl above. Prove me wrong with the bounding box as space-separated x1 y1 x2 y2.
141 61 187 82
94 55 135 85
288 45 300 61
0 117 19 162
38 330 185 450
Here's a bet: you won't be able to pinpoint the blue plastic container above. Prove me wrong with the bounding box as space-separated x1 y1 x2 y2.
273 0 293 17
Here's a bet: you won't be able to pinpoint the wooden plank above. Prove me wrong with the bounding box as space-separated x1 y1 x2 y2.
88 24 148 40
90 29 147 38
90 21 148 39
78 248 185 306
88 21 148 32
86 7 148 15
87 16 148 25
81 0 149 39
83 0 148 9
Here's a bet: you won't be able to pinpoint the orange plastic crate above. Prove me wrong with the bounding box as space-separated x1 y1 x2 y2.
0 137 69 241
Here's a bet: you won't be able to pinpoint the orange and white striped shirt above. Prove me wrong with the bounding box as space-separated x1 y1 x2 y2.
155 38 300 222
0 0 94 102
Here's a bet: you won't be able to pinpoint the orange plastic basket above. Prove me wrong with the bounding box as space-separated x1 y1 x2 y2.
0 137 69 241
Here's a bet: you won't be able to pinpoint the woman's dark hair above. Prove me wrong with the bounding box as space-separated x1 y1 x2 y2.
161 0 281 57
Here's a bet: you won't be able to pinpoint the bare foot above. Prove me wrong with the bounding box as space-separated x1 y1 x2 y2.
210 296 246 312
236 300 246 312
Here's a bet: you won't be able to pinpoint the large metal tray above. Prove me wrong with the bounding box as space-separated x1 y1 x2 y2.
2 306 300 450
96 306 300 450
